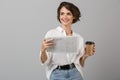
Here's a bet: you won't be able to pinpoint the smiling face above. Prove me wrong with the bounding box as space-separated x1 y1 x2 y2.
57 2 81 24
59 7 75 27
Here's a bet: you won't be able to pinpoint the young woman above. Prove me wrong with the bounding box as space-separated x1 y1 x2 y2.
40 2 95 80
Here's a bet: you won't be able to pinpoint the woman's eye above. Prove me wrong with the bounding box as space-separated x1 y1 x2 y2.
60 12 64 15
67 13 72 15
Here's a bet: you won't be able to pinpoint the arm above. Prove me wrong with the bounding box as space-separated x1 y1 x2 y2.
80 53 89 67
40 39 54 63
41 48 48 63
80 44 95 67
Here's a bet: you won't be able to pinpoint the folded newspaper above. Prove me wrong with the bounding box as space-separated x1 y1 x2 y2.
46 36 79 54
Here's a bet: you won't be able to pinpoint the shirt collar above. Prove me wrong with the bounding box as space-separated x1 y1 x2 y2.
56 26 75 36
56 26 65 33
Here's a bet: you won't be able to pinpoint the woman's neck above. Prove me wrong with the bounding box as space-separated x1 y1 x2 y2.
61 25 72 36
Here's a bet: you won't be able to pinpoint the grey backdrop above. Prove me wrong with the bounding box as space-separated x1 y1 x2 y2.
0 0 120 80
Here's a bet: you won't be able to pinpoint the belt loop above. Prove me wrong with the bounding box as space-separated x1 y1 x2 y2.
58 66 60 69
70 64 72 68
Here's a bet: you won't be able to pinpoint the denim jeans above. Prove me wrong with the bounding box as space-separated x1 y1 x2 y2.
50 67 83 80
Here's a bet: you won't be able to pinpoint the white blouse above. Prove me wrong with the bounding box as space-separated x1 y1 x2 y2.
40 26 85 80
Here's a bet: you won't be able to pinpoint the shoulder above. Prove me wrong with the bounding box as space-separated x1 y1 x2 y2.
46 28 59 35
44 28 58 38
73 32 84 40
46 28 56 34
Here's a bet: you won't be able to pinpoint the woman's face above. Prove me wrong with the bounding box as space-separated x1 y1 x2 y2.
59 7 74 26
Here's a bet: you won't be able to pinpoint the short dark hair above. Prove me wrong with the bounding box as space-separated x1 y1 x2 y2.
57 2 81 23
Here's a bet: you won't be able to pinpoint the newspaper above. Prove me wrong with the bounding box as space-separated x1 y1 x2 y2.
47 36 79 54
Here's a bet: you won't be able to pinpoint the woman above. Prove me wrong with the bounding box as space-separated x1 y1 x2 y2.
40 2 95 80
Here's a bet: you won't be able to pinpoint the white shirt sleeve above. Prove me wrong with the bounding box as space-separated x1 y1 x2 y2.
74 38 85 66
39 30 53 65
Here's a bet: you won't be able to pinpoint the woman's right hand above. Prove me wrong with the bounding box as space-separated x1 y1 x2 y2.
41 38 54 51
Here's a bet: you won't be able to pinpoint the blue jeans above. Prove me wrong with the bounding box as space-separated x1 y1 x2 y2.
50 67 83 80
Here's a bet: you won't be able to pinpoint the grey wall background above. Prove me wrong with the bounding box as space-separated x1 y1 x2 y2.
0 0 120 80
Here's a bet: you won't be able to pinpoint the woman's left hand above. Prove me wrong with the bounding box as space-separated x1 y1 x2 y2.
84 43 95 57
